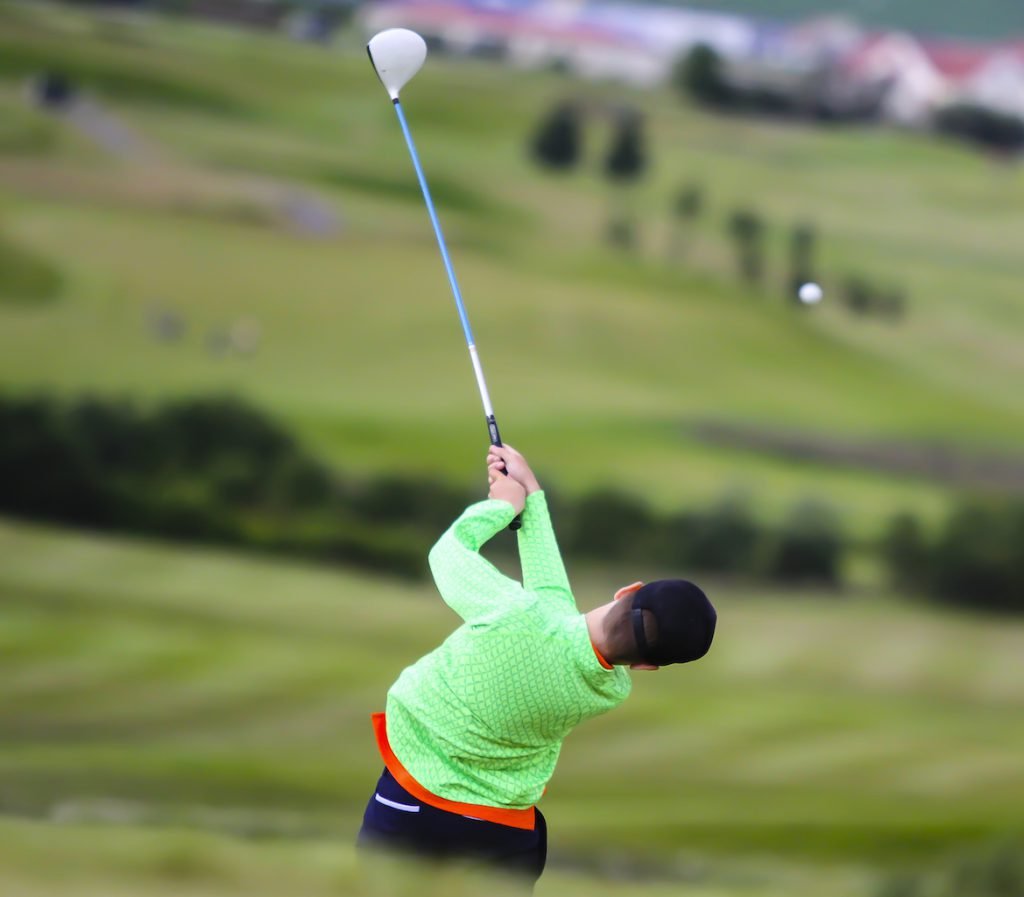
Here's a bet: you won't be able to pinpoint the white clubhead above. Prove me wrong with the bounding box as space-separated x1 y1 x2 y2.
367 29 427 100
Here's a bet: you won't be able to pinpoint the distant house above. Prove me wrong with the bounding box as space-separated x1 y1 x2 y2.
841 32 950 125
954 45 1024 119
839 33 1024 126
359 0 1024 127
719 15 866 116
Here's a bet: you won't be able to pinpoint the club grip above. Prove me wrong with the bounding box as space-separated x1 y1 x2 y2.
487 416 522 531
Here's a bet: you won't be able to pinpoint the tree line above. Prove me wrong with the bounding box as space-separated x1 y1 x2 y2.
529 100 908 321
0 393 1020 612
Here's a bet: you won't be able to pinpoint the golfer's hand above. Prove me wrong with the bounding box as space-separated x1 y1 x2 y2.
488 460 526 515
487 444 541 495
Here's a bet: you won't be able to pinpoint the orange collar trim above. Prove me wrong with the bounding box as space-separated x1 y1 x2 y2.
591 642 614 670
370 713 536 831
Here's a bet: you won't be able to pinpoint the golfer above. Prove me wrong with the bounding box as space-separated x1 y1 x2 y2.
357 444 716 885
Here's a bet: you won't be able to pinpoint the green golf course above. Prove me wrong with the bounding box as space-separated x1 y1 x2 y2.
2 518 1022 896
1 2 1023 895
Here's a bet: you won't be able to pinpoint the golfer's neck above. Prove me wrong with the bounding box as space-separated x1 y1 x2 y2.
585 603 613 657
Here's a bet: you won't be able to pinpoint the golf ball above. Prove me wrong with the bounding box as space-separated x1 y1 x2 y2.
799 282 823 304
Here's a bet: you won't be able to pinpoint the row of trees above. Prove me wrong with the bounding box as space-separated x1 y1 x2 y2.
0 394 841 585
531 101 646 184
883 502 1024 613
528 101 908 318
2 394 1021 613
876 837 1023 897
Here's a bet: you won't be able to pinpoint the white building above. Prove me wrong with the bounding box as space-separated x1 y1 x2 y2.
842 33 951 126
359 0 756 87
957 48 1024 119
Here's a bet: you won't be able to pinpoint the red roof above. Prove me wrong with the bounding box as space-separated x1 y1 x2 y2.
841 32 918 76
919 40 996 79
842 33 1005 83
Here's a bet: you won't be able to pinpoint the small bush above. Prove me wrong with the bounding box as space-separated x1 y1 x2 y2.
675 44 734 108
530 101 583 171
0 394 421 579
669 496 761 575
603 111 646 183
728 208 766 285
840 275 909 322
875 837 1024 897
763 499 843 584
880 501 1024 613
880 511 930 592
563 490 657 561
935 103 1024 154
929 500 1024 613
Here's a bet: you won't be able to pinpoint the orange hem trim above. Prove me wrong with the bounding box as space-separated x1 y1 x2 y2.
371 713 536 831
591 643 614 670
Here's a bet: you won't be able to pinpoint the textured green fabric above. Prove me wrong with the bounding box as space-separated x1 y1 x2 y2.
384 491 631 809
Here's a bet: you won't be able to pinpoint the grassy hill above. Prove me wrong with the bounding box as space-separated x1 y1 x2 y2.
2 516 1022 896
660 0 1024 41
1 5 1023 545
1 10 1023 892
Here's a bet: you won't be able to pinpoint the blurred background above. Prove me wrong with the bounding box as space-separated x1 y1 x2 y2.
1 0 1023 895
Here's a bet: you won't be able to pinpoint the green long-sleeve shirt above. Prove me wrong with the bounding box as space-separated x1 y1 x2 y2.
384 491 631 809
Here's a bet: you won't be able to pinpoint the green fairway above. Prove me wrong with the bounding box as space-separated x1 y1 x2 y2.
1 2 1023 542
2 6 1023 895
0 816 871 897
1 517 1022 895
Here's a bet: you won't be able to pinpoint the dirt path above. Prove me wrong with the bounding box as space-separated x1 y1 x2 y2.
48 94 342 238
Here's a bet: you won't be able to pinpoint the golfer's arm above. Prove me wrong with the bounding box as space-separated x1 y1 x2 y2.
517 491 574 607
428 499 525 620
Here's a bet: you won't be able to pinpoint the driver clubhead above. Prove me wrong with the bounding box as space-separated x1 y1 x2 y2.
367 28 427 100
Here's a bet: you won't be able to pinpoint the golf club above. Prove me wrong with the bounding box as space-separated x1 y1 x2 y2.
367 27 521 530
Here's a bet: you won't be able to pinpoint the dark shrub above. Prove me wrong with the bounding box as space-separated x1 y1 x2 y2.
928 500 1024 612
675 44 734 107
935 103 1024 154
353 475 474 535
874 837 1024 897
728 208 766 284
880 511 930 592
764 499 843 584
530 101 583 171
564 490 656 561
604 111 646 183
679 496 761 575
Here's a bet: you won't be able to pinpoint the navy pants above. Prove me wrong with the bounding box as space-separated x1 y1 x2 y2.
357 768 547 886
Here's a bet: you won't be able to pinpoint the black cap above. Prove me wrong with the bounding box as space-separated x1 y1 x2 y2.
631 580 716 666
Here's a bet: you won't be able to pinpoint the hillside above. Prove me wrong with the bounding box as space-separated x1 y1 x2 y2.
2 517 1022 895
661 0 1024 41
1 0 1023 544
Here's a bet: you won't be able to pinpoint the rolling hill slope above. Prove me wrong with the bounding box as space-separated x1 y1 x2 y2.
1 517 1022 894
0 2 1022 539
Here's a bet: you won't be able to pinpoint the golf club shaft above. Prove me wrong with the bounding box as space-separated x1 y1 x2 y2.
391 99 521 530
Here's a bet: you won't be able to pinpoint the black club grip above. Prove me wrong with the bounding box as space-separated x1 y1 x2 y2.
487 416 522 532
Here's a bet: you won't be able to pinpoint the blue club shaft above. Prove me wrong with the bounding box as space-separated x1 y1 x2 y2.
389 95 519 529
393 102 486 372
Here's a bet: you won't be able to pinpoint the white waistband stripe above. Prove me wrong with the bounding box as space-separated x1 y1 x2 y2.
375 793 420 813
